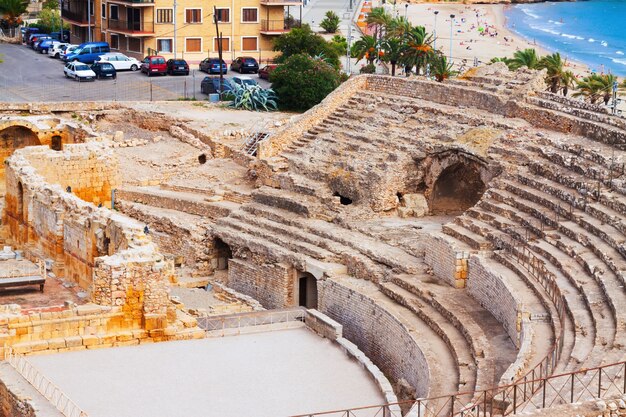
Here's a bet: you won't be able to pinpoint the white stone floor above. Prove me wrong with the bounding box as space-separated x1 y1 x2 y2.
28 326 385 417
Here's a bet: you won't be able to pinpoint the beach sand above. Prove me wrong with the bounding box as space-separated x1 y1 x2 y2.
401 3 589 75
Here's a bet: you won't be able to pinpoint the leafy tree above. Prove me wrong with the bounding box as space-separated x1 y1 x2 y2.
0 0 28 27
270 53 341 112
431 54 455 82
366 7 391 40
42 0 59 10
386 16 412 38
351 34 377 65
36 8 67 33
508 48 539 70
273 25 340 69
399 25 433 75
328 35 347 56
573 74 617 104
360 63 376 74
320 10 340 33
380 37 403 76
537 52 570 94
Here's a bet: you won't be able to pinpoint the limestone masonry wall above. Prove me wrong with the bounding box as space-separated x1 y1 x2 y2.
228 258 294 309
424 233 469 289
318 278 430 399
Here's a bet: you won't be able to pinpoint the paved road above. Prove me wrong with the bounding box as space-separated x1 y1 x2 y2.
0 43 270 102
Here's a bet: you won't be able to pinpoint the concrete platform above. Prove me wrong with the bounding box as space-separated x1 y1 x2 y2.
27 325 385 417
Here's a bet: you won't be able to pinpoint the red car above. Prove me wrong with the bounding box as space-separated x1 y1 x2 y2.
258 64 277 80
140 55 167 76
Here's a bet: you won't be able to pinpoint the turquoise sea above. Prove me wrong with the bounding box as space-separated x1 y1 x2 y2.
505 0 626 75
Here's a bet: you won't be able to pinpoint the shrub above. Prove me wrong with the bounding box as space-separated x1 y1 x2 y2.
270 53 341 111
229 84 278 111
320 10 340 33
360 63 376 74
273 24 341 70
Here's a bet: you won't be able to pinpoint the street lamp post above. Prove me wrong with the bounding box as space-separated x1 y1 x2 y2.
449 14 455 63
404 4 408 19
433 10 439 51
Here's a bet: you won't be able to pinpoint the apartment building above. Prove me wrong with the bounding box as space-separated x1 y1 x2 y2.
60 0 302 62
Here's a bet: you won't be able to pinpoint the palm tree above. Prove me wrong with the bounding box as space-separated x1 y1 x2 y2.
381 37 404 76
351 35 378 65
560 70 576 96
490 57 511 65
537 52 567 94
366 7 392 40
0 0 28 27
399 25 433 75
508 48 539 70
431 54 455 82
385 16 412 39
573 74 617 105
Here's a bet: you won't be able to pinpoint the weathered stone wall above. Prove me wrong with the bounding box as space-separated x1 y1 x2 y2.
0 375 36 417
424 233 469 288
227 258 294 309
467 255 521 344
318 278 430 399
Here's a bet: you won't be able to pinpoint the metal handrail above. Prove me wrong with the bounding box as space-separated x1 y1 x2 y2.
198 307 306 334
5 348 88 417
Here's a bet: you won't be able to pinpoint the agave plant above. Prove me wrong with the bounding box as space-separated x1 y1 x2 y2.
229 84 278 111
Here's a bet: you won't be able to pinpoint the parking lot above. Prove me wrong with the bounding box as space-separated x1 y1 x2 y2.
0 44 271 102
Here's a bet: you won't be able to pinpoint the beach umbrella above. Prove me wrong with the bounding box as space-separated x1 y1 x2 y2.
478 27 484 32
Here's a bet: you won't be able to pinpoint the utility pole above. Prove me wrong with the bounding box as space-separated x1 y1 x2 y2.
433 10 438 51
87 0 91 42
213 6 224 98
173 0 177 57
344 12 352 75
449 14 454 63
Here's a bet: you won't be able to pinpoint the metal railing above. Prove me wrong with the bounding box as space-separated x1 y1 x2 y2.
292 360 626 417
107 19 154 34
6 349 88 417
197 307 306 333
61 4 93 25
260 19 300 32
260 0 303 4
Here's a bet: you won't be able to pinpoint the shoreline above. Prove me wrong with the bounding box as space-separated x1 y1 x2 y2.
403 2 590 76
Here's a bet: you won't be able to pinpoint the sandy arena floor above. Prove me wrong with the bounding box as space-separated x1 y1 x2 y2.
28 326 385 417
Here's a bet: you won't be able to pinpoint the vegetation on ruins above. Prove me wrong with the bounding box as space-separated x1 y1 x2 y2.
320 10 340 34
0 0 28 27
229 84 278 111
272 25 341 70
573 73 618 105
430 55 455 83
270 53 341 111
537 53 576 95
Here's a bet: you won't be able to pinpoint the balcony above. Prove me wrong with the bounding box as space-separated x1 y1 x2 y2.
260 0 303 6
260 19 300 35
107 19 154 35
61 5 95 26
107 0 155 7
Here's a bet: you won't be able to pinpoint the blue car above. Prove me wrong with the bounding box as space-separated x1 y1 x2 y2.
199 58 227 74
201 77 233 95
36 39 57 54
63 42 111 64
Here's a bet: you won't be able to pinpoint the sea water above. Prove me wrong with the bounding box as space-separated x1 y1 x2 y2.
505 0 626 75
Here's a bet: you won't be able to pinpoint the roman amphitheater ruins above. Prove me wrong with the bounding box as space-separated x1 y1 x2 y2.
0 64 625 417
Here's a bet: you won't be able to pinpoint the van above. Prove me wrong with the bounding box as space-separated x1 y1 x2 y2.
63 42 111 64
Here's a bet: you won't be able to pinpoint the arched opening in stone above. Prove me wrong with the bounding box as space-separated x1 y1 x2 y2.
103 236 111 256
430 162 485 215
0 126 41 151
51 135 63 151
214 237 232 270
333 192 353 206
198 154 207 164
17 182 24 223
298 272 318 309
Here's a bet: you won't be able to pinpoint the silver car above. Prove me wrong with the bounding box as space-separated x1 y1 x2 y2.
96 53 141 71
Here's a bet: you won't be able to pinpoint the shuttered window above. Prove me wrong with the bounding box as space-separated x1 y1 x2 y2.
213 37 230 52
241 37 257 51
185 9 201 23
242 8 257 22
215 8 229 22
157 9 173 24
186 38 201 52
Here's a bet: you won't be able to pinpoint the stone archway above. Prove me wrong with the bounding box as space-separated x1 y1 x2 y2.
0 125 42 195
430 161 486 215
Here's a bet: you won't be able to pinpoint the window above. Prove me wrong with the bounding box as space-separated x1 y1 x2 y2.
241 8 257 23
241 36 257 51
101 3 105 18
110 4 118 20
128 37 141 53
185 38 201 52
185 9 201 23
156 8 173 24
157 38 172 53
110 34 119 49
213 37 229 52
90 0 94 15
215 8 229 23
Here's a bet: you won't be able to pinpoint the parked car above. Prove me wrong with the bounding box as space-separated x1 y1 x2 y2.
91 61 117 79
62 45 80 60
36 39 59 54
26 31 44 46
231 75 258 87
64 61 96 81
48 42 69 58
199 58 227 74
258 64 277 80
63 42 110 63
21 27 39 43
230 56 259 74
166 59 189 75
140 55 167 76
31 35 51 49
50 30 70 43
96 53 141 71
200 77 233 95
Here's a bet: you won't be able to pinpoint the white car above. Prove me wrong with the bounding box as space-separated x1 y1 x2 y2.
64 62 96 81
62 44 79 60
48 42 69 59
96 53 141 71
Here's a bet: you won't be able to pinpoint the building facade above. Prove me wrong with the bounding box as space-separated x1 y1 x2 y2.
61 0 302 62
